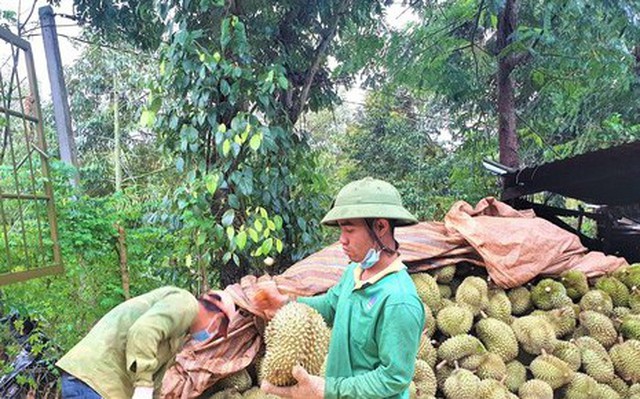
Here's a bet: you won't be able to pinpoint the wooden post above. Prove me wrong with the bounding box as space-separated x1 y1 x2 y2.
39 6 79 187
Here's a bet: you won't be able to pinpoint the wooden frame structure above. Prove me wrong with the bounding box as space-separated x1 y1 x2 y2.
0 27 62 285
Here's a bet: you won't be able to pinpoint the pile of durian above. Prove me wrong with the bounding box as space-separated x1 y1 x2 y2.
207 262 640 399
409 262 640 399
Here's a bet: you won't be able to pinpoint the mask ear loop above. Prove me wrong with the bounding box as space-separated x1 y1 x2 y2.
364 219 398 255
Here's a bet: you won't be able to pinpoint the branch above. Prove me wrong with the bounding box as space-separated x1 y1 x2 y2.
469 0 486 81
18 0 39 36
292 1 352 123
121 167 170 183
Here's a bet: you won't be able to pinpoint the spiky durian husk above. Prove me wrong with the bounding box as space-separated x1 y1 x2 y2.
475 317 518 363
213 369 252 393
443 368 481 399
437 304 474 337
610 339 640 384
518 379 553 399
455 276 489 316
412 273 442 312
507 286 532 316
261 302 330 386
561 270 590 301
531 279 572 310
511 315 557 355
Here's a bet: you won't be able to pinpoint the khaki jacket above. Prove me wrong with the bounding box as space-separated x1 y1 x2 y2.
57 286 199 399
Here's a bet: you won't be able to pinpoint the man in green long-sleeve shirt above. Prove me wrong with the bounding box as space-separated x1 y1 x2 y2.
256 177 425 399
56 286 235 399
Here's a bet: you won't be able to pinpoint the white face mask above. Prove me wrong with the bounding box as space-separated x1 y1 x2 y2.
359 247 381 270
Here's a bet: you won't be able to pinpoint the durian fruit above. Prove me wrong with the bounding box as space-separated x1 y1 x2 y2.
476 378 512 399
529 352 574 389
531 278 572 310
261 302 330 386
534 306 576 338
443 368 481 399
610 339 640 383
611 306 632 321
474 317 518 362
613 264 640 290
412 273 442 312
552 340 581 371
475 353 507 381
561 270 590 301
619 314 640 340
595 382 621 399
629 383 640 397
208 388 243 399
417 334 437 368
436 305 474 337
413 359 437 398
435 363 455 391
423 304 436 338
439 298 455 312
408 381 417 399
455 276 489 316
437 334 486 364
574 336 615 383
486 289 512 324
439 284 453 299
503 360 526 393
629 288 640 313
431 265 456 284
518 379 553 399
563 372 600 399
579 290 614 316
252 353 265 385
458 353 487 371
511 315 557 354
578 311 618 348
213 369 253 393
506 286 532 316
242 387 281 399
595 276 630 307
605 376 629 398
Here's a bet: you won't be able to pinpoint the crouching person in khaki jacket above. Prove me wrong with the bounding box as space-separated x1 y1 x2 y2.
57 286 236 399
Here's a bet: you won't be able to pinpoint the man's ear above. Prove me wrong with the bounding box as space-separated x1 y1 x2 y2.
376 219 390 235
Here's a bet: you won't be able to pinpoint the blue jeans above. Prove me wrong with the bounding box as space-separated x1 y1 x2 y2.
60 372 102 399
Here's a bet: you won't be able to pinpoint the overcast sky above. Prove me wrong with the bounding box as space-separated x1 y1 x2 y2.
0 0 80 101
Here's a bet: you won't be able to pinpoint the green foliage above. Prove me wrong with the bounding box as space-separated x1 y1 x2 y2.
141 0 398 283
307 88 499 221
1 162 185 353
380 0 640 166
65 40 163 196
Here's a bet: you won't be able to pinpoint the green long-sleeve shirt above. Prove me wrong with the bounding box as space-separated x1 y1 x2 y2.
299 259 425 399
56 286 199 399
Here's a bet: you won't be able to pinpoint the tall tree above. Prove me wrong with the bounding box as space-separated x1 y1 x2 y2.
65 41 161 196
496 0 520 168
69 0 393 286
378 0 640 168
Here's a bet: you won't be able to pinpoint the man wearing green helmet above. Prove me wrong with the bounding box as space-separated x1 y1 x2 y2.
256 177 425 399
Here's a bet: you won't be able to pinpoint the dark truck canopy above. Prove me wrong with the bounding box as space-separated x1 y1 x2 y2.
496 140 640 263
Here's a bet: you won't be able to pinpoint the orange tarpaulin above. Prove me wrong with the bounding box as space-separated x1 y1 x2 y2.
162 197 628 398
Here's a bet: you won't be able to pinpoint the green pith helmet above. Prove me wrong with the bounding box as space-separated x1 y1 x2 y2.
321 177 418 227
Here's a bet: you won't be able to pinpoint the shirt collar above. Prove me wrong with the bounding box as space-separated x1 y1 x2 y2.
353 257 405 290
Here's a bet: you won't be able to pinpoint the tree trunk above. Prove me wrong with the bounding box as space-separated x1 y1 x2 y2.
114 74 122 192
496 0 520 169
115 224 130 300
